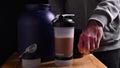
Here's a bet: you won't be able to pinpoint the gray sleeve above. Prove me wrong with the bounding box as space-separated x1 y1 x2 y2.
89 0 120 27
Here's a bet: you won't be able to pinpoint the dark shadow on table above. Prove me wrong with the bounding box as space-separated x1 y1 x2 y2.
73 28 83 58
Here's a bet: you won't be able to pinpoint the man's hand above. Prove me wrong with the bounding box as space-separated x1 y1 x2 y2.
78 20 103 54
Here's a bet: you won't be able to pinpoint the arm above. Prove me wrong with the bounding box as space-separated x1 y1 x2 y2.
89 0 120 27
78 0 120 54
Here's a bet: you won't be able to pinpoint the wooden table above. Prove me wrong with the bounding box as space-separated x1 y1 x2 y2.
2 52 107 68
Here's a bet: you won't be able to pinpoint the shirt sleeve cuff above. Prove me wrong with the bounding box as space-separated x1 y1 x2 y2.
89 14 108 27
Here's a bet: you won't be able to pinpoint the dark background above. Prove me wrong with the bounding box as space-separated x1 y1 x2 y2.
0 0 50 66
0 0 25 66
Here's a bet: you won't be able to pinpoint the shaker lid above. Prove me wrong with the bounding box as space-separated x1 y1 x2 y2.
53 14 75 27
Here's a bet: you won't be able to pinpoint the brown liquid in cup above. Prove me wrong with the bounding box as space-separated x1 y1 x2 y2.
55 37 74 57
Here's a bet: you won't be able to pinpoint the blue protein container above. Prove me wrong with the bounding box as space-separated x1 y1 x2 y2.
17 1 55 62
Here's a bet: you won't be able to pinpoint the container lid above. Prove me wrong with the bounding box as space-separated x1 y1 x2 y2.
53 14 75 27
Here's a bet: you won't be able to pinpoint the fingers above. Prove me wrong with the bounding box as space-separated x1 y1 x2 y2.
78 34 91 54
78 33 99 54
95 29 103 49
90 36 96 51
83 34 90 51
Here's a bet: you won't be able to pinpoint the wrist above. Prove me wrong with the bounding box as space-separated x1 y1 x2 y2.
88 20 103 27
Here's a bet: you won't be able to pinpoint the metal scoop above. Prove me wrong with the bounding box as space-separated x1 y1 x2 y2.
19 43 37 58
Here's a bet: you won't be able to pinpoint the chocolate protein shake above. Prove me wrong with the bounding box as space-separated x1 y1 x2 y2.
53 14 75 66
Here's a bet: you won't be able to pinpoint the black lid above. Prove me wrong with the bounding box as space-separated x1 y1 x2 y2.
53 14 75 27
24 0 48 4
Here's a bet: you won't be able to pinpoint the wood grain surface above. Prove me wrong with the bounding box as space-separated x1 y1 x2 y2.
2 52 107 68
